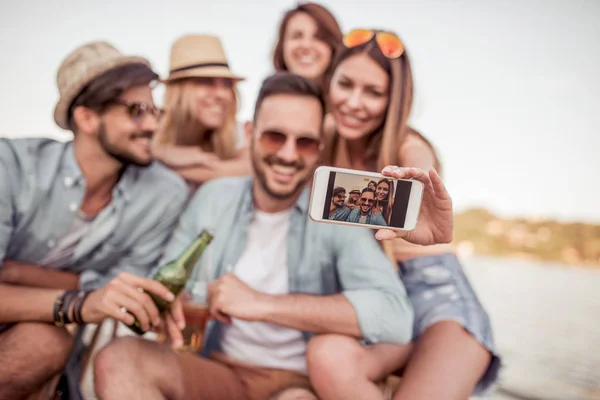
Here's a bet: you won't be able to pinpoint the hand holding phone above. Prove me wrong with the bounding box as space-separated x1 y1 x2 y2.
308 166 454 246
375 166 454 245
309 166 424 231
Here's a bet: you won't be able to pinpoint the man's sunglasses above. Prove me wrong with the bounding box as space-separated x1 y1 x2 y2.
109 100 164 123
360 197 375 204
259 130 322 158
342 29 405 59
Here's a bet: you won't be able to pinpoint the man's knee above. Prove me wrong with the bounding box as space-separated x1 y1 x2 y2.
269 387 318 400
94 336 145 387
94 336 183 399
306 334 365 377
0 323 73 397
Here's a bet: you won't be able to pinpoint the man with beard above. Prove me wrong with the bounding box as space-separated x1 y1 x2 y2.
0 42 188 399
346 188 388 226
328 186 351 220
93 72 455 400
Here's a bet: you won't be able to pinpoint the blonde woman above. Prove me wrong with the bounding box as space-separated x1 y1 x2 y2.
153 34 250 189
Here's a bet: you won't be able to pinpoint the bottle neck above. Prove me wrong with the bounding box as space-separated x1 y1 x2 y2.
178 230 213 276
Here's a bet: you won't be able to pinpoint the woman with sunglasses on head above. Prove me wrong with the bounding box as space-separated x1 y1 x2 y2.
152 34 250 192
307 30 500 400
271 2 343 89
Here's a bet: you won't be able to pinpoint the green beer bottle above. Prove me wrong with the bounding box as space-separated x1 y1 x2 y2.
127 229 214 335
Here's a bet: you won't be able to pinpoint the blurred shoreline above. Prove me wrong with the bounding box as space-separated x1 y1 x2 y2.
455 208 600 268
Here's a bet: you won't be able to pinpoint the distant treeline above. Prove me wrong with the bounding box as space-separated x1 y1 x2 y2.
454 208 600 267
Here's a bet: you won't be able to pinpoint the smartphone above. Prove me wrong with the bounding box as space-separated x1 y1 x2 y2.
308 166 424 231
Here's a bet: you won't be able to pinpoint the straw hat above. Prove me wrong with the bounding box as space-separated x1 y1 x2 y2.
53 41 151 130
164 34 244 82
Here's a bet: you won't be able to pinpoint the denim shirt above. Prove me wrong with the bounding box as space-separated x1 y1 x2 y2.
158 176 415 357
328 205 351 221
0 138 188 290
346 208 388 226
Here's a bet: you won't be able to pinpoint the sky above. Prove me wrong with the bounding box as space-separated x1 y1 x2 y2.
1 0 598 223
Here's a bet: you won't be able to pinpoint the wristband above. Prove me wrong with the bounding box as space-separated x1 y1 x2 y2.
73 290 92 324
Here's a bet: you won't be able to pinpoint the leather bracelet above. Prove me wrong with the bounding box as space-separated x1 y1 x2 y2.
73 290 92 324
60 290 78 325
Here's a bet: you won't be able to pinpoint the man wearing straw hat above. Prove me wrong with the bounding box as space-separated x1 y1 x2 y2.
0 41 188 399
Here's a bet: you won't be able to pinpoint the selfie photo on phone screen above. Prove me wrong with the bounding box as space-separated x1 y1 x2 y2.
321 170 413 228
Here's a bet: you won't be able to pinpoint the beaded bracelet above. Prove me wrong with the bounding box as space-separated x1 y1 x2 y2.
53 292 67 327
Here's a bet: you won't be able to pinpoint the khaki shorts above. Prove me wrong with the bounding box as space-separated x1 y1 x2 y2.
178 351 312 400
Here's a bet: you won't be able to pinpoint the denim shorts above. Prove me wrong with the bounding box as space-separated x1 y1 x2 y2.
398 253 501 395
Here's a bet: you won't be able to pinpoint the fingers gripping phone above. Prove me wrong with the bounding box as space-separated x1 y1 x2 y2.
309 166 424 231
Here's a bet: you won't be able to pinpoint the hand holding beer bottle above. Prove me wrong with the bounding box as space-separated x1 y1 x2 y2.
80 230 213 343
126 230 213 334
79 272 185 340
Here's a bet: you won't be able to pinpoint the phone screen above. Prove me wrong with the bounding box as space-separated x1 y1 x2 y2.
321 170 414 229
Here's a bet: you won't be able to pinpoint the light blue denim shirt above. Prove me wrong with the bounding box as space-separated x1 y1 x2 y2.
158 176 415 356
328 205 351 221
0 138 188 290
346 208 388 226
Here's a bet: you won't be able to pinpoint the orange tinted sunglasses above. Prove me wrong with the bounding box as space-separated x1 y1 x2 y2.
342 29 405 59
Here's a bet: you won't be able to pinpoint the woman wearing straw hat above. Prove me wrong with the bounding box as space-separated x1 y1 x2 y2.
153 34 250 190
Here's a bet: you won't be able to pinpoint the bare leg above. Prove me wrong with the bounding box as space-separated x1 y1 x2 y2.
94 337 184 400
393 321 491 400
269 387 319 400
0 323 73 400
94 336 247 400
23 374 62 400
307 334 412 400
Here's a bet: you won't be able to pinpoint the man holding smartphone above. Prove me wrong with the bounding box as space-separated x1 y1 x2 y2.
93 72 454 400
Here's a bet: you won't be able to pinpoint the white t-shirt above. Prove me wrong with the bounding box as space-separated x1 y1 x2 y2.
220 209 307 373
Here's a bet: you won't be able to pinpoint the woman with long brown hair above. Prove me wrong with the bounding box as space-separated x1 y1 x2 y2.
271 2 343 88
152 34 250 190
373 178 394 224
307 29 500 400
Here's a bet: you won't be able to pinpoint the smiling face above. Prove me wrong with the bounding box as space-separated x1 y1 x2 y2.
332 189 346 207
188 77 235 130
250 93 323 202
359 190 375 214
95 84 160 167
329 52 390 141
376 180 390 201
282 12 333 81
